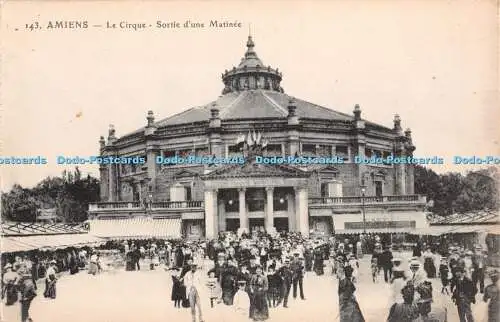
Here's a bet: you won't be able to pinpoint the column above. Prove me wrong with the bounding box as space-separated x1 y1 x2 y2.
239 188 248 231
287 193 295 231
108 164 116 201
218 199 226 232
295 187 309 237
204 189 217 239
396 162 406 195
146 148 157 179
265 187 274 232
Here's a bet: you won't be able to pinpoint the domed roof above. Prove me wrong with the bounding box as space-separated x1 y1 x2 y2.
154 90 354 127
117 36 394 140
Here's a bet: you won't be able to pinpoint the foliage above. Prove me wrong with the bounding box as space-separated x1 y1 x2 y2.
1 167 99 223
415 165 499 216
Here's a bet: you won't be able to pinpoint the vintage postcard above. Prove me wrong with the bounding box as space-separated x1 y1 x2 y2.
0 1 499 322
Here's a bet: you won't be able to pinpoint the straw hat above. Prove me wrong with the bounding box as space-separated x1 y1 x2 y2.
410 260 421 268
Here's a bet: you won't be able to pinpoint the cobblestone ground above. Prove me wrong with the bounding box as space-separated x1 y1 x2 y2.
1 252 490 322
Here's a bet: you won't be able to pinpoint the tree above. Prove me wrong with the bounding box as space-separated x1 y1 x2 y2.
414 165 499 216
1 168 100 223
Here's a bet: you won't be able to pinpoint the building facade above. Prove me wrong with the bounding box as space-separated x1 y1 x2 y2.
89 36 427 240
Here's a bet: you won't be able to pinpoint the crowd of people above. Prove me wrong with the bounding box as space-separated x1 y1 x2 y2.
2 231 499 322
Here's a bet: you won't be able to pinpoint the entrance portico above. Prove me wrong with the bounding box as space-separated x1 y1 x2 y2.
202 161 310 239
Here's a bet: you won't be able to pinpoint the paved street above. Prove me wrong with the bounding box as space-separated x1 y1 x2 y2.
1 252 490 322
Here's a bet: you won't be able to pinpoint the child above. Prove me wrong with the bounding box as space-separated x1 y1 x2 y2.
371 256 379 283
439 257 450 295
171 270 184 308
233 280 251 318
348 254 359 283
206 271 219 308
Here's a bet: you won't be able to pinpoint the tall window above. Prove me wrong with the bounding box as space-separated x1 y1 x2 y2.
195 147 209 157
316 145 332 156
228 144 243 157
375 181 383 197
185 187 192 201
302 144 316 156
335 146 348 159
321 183 328 197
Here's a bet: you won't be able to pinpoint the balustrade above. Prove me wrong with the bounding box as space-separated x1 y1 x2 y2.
308 195 425 205
90 200 204 210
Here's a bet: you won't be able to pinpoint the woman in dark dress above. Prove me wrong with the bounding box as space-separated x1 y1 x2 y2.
304 247 313 272
338 266 365 322
313 248 324 276
249 265 269 321
171 270 185 308
423 248 436 278
387 283 420 322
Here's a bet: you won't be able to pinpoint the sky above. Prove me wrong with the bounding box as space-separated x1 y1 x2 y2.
0 0 498 191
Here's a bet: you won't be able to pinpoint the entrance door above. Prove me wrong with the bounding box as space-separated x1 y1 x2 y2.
226 219 240 232
249 218 264 233
274 218 289 232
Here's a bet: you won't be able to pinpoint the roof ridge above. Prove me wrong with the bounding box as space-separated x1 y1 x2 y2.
261 91 289 116
294 97 354 120
218 92 246 118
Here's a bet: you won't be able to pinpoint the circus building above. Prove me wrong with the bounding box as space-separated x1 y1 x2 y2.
88 36 428 240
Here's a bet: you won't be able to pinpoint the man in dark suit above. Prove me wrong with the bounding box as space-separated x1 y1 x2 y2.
451 267 477 322
379 246 394 283
472 246 487 294
291 254 306 300
277 258 293 308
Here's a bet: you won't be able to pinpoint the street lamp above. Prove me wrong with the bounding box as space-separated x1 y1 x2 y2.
361 186 367 234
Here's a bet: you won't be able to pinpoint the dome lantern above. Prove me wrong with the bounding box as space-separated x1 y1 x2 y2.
221 35 284 94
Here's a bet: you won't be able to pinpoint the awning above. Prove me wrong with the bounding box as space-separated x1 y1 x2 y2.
335 225 498 236
1 234 105 253
89 218 182 239
335 228 414 234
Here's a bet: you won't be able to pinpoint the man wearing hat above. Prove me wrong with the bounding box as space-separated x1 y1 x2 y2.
380 245 394 283
451 267 477 322
472 246 487 294
291 253 306 300
277 257 293 308
483 269 499 322
184 263 204 322
439 257 451 295
19 272 37 322
44 260 57 299
408 259 428 288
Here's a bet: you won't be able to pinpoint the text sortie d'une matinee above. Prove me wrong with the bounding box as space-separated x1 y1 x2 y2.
1 155 500 166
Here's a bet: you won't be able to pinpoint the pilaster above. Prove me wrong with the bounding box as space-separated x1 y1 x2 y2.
239 188 248 231
204 189 218 239
295 187 309 237
265 187 274 232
